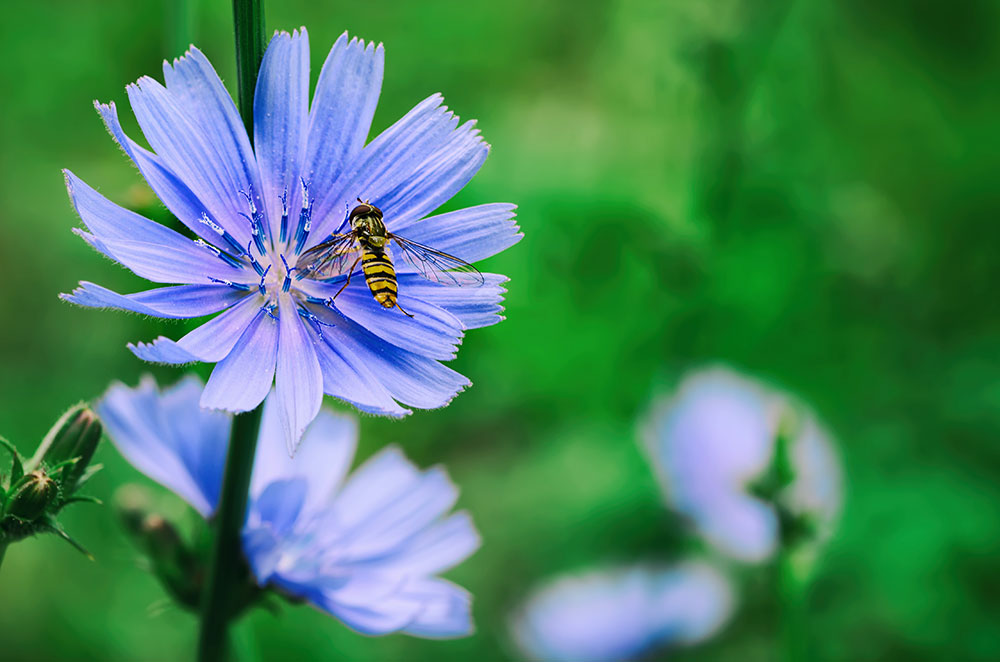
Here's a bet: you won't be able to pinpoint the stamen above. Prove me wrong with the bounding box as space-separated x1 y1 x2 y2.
239 188 268 253
245 241 265 277
258 264 271 296
298 307 335 340
279 188 289 243
293 179 313 254
200 214 247 257
260 303 278 321
280 254 295 293
195 238 243 269
207 276 251 291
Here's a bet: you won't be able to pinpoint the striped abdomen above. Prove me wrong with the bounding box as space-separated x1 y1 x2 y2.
361 248 397 308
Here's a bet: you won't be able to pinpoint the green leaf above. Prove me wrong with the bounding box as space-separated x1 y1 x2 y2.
0 437 24 487
39 516 93 560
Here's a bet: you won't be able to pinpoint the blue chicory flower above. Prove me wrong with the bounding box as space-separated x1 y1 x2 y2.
644 366 842 563
511 562 733 661
97 375 481 637
65 28 521 453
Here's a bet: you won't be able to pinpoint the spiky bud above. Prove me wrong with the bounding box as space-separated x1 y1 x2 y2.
4 470 58 521
31 404 102 492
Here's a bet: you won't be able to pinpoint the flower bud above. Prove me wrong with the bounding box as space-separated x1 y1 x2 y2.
115 485 203 610
31 404 102 492
4 470 58 521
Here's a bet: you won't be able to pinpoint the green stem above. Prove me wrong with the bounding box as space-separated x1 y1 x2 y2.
197 406 264 662
0 542 8 570
196 4 265 658
778 548 808 662
231 0 265 138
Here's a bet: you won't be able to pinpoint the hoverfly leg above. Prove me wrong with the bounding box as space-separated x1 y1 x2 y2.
395 301 415 318
331 256 362 300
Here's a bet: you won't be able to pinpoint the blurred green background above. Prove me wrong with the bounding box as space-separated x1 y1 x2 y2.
2 0 1000 659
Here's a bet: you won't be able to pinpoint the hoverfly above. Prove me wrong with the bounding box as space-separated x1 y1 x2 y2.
296 199 484 317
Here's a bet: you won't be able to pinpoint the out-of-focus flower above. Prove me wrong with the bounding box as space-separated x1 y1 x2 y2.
644 366 843 563
511 562 733 661
66 28 521 453
98 375 481 637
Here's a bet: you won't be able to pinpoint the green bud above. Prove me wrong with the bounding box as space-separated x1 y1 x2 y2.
116 486 203 610
4 470 58 521
31 404 102 492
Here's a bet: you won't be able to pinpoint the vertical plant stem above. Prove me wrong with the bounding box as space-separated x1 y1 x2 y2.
778 549 808 662
0 542 8 570
231 0 266 138
196 4 265 659
197 406 264 662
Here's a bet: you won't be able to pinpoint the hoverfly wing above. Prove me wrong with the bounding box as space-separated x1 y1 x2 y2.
296 233 360 280
389 234 485 287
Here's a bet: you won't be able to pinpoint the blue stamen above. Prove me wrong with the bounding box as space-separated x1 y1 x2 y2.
258 264 271 296
200 214 247 257
260 303 278 321
280 254 295 293
279 188 289 243
245 241 265 277
207 276 251 291
195 238 243 269
239 188 268 253
298 307 335 340
293 179 313 254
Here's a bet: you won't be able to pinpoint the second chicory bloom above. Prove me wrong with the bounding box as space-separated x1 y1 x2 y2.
98 375 480 637
644 366 842 563
510 562 733 662
65 28 521 453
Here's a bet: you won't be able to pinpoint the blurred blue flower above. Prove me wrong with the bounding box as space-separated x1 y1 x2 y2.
644 367 842 562
511 562 733 661
65 28 521 453
98 375 481 638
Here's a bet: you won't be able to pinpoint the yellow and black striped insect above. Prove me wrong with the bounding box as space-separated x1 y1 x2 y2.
297 199 484 317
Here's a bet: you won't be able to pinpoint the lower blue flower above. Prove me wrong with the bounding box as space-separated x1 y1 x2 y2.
98 375 481 637
510 562 733 661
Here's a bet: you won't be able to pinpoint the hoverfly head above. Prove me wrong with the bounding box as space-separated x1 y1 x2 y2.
349 198 384 235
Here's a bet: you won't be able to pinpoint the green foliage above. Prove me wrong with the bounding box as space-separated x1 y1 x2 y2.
1 0 999 660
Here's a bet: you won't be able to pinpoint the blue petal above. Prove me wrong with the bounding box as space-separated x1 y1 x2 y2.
95 101 225 245
97 375 229 516
378 511 481 576
127 73 252 245
322 593 424 635
275 293 323 455
330 446 422 530
336 466 459 560
161 48 264 237
75 229 245 284
311 305 470 409
251 400 358 517
60 281 245 319
129 292 263 364
254 29 310 238
201 307 278 411
253 478 308 536
304 33 383 236
390 203 521 264
377 120 489 227
392 273 509 329
400 579 473 639
312 330 411 417
308 93 447 241
302 280 463 360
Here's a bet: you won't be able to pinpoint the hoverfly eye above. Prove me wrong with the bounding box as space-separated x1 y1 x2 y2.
349 204 367 221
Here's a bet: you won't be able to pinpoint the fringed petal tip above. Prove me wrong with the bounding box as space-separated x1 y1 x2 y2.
128 339 199 366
